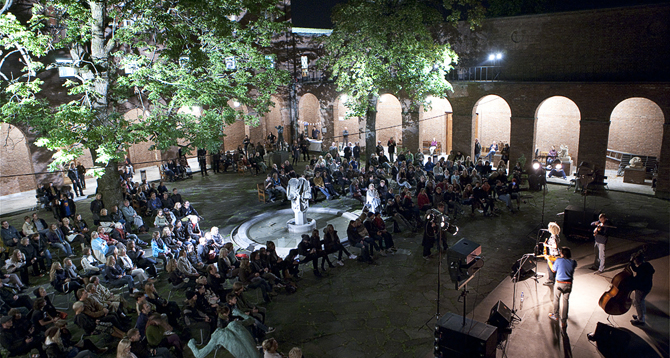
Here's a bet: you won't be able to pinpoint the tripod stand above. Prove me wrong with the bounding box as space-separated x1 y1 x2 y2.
510 253 535 322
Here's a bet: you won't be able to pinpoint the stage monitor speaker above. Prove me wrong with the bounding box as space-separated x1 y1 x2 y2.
488 300 512 329
591 322 631 357
448 238 481 265
435 313 497 358
563 205 598 238
510 256 535 281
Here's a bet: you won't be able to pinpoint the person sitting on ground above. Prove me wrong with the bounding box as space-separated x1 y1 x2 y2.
145 313 184 357
73 301 125 339
0 280 33 310
117 247 150 286
345 220 372 263
77 288 128 333
46 223 75 257
50 261 83 294
186 305 260 358
323 224 355 266
63 257 87 286
128 327 172 358
177 248 200 279
238 258 274 303
150 231 172 267
19 236 46 277
103 256 136 295
0 314 46 358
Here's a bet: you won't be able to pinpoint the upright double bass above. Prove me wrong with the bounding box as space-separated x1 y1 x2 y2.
598 246 645 315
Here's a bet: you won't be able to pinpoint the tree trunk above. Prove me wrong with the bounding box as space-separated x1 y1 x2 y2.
364 94 378 162
400 96 420 154
89 1 123 207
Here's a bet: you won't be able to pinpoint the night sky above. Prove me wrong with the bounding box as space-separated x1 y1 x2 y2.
290 0 668 29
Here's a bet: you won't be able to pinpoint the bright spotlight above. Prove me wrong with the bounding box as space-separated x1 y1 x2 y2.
233 101 240 108
532 162 541 170
496 53 502 60
556 163 563 170
488 54 495 61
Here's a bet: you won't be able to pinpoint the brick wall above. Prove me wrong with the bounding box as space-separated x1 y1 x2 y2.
264 96 286 145
445 5 670 82
376 94 402 147
0 123 36 195
333 97 362 146
536 96 581 162
475 95 511 151
298 93 319 140
608 97 664 157
223 119 246 152
419 97 452 154
125 109 161 169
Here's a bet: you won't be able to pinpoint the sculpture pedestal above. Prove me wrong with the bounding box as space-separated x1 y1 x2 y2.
287 218 316 234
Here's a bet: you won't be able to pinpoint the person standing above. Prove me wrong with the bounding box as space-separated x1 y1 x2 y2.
630 252 655 326
543 222 561 286
342 127 349 147
76 162 87 189
387 137 396 163
474 138 481 162
590 213 610 273
197 148 208 177
548 246 577 330
68 163 84 197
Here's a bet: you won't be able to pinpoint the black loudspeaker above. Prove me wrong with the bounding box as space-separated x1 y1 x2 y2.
510 256 535 281
488 300 512 329
435 313 497 358
563 205 598 239
591 322 631 357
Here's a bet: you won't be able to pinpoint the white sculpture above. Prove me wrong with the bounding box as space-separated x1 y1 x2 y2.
628 156 643 169
287 177 312 225
559 145 569 159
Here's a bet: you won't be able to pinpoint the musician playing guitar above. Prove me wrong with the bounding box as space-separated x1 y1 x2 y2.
591 213 612 274
542 222 561 286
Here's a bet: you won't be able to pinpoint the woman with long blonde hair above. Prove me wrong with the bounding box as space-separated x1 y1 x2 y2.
116 338 135 358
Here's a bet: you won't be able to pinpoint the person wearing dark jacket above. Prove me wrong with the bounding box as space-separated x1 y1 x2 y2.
20 237 46 276
0 315 46 357
103 256 135 294
298 234 321 277
44 325 99 358
59 196 77 219
630 252 655 326
50 262 83 294
0 281 33 310
1 220 21 247
346 220 372 263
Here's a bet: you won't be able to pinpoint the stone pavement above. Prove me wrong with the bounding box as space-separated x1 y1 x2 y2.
0 161 667 358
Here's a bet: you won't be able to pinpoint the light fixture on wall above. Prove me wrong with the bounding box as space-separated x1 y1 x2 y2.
56 58 76 78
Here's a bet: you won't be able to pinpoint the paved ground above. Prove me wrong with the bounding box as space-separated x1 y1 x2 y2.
0 160 667 358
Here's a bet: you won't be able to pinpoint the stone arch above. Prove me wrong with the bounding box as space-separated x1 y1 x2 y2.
0 123 36 195
420 97 453 155
607 97 664 170
473 95 511 161
298 93 319 141
534 96 581 169
376 93 402 147
333 95 361 147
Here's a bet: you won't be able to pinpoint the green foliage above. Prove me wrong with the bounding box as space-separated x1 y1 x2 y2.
320 0 483 117
1 0 290 177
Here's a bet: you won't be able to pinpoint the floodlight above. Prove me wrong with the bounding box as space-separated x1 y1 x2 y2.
556 163 563 170
533 162 541 170
488 54 495 61
233 101 240 108
496 53 502 60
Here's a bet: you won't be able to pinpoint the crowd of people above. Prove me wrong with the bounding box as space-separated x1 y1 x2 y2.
2 173 313 358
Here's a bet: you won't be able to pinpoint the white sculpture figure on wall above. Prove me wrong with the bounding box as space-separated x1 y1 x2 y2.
559 144 569 159
628 156 643 168
287 177 312 225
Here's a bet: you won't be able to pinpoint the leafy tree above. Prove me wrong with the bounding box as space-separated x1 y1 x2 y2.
320 0 483 159
1 0 289 207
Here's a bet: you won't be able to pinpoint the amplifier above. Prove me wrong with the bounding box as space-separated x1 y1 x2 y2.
435 313 497 358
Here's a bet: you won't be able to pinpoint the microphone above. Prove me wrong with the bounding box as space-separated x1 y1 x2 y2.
539 229 550 232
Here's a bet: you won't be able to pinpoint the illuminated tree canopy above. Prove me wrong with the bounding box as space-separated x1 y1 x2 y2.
319 0 483 156
0 0 289 204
